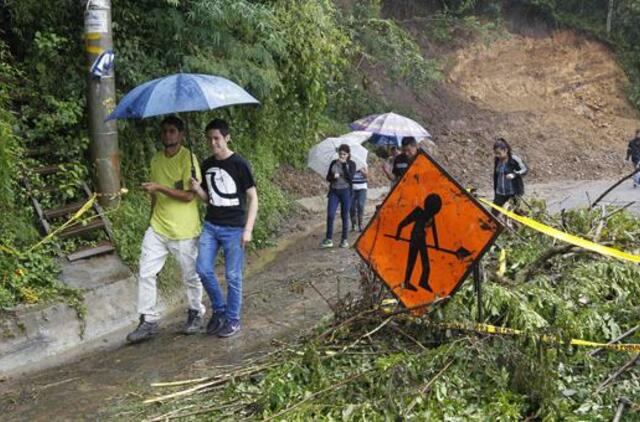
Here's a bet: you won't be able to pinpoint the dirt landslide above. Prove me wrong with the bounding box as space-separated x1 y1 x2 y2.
282 27 640 199
446 30 638 180
287 23 640 199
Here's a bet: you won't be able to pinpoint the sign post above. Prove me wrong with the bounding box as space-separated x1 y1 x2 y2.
355 150 502 313
473 263 483 322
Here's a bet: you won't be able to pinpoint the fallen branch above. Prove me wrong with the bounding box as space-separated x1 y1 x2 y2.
309 281 337 313
596 353 640 393
150 377 208 388
524 244 575 282
590 204 607 242
147 401 241 422
590 168 640 209
389 323 428 351
384 295 452 318
602 201 636 221
144 363 276 404
404 358 455 415
144 378 231 404
38 377 80 390
263 369 373 422
341 316 392 354
314 307 378 341
145 405 194 422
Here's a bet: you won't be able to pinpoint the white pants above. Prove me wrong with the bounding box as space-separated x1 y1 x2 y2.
137 227 205 322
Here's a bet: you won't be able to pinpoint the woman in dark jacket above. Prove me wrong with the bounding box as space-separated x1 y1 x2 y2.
322 144 356 248
492 138 527 216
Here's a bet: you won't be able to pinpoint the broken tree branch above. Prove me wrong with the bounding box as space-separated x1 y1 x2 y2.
389 323 428 351
263 369 373 422
150 377 208 388
596 353 640 392
603 201 635 220
309 281 337 313
524 244 575 282
590 168 640 209
404 358 455 415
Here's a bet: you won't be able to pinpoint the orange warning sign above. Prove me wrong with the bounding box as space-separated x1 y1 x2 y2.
355 150 502 311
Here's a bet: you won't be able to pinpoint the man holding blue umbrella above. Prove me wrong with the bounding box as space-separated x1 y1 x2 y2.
107 72 260 341
126 116 206 344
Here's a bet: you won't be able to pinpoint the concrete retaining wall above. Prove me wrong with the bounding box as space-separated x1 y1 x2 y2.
0 254 173 379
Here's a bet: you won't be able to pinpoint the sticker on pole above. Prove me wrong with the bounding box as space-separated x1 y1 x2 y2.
355 150 502 311
85 10 108 34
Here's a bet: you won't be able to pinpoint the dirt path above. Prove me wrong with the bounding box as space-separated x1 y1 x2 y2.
527 177 640 215
0 218 364 421
0 177 637 421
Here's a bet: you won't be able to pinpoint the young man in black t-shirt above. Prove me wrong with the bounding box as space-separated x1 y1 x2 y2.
386 136 419 182
191 119 258 338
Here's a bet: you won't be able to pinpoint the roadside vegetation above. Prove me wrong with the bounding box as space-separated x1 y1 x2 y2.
0 0 440 309
112 201 640 420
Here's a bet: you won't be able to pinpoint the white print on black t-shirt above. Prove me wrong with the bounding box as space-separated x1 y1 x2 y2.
206 167 240 207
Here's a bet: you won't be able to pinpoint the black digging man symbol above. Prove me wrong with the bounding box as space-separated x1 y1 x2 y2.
385 194 472 292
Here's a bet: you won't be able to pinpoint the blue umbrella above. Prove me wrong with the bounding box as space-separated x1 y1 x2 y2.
106 73 259 120
106 73 260 176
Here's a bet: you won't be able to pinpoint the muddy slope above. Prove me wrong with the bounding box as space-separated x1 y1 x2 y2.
374 19 640 191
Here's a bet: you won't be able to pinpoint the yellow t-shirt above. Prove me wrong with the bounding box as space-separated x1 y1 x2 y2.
150 146 201 240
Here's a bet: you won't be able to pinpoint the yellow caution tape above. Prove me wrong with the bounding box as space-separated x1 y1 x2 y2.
442 322 640 352
497 248 507 276
480 199 640 264
376 299 639 352
1 188 128 257
25 194 98 254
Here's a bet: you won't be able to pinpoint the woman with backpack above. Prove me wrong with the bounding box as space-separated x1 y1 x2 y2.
492 138 527 216
322 144 356 248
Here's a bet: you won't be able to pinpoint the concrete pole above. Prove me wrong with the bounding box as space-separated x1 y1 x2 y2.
85 0 120 208
606 0 614 37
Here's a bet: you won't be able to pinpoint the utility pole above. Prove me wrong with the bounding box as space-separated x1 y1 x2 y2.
607 0 614 37
84 0 120 208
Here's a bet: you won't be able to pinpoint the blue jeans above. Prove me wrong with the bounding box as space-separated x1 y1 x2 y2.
326 188 351 241
196 222 244 323
350 189 367 227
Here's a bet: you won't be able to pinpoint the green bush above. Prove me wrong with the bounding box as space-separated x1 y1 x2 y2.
0 0 462 310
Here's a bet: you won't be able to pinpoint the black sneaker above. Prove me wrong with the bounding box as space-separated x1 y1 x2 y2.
183 309 203 335
126 316 159 344
217 320 241 338
206 312 225 335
